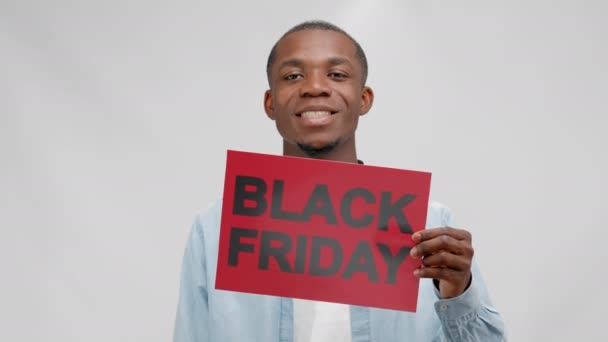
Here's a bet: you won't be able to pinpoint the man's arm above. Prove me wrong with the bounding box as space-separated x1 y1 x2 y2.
411 208 506 341
431 260 506 341
173 217 210 342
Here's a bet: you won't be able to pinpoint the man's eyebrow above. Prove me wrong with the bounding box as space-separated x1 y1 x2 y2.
327 57 351 66
278 58 304 69
278 57 352 70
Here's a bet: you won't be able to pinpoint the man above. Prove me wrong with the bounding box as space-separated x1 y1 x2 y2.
173 20 506 341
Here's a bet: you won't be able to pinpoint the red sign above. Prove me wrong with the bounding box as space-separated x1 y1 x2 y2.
215 150 431 312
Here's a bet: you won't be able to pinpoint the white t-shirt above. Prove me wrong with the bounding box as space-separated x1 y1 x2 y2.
293 299 352 342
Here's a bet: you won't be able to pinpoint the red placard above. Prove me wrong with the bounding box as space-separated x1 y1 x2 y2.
215 150 431 312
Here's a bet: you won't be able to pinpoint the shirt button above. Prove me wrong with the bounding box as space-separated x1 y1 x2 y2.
440 304 448 311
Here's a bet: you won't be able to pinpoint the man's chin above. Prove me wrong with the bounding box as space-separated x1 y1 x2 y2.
297 140 340 158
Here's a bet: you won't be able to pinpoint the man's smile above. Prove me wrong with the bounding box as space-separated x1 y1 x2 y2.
296 110 337 126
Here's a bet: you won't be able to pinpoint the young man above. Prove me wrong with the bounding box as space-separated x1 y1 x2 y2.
173 20 506 342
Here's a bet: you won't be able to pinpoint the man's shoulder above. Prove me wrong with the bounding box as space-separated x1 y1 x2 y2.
426 200 454 228
192 198 223 231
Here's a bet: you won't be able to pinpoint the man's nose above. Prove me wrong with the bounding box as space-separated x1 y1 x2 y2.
300 72 332 97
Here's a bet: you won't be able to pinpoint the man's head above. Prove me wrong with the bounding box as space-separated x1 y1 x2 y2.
264 20 374 162
266 21 369 87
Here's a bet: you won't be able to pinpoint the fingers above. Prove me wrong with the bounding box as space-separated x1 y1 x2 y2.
414 267 459 280
412 226 471 243
410 227 474 298
410 234 473 259
421 251 471 271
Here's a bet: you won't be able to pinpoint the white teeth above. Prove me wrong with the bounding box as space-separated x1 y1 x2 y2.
301 111 331 118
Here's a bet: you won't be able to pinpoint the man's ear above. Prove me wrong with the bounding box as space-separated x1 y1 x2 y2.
264 90 276 120
359 86 374 116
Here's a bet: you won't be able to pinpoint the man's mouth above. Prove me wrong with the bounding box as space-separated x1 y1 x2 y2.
296 110 336 126
297 110 333 118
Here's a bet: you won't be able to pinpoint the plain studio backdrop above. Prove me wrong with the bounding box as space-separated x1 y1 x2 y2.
1 0 606 341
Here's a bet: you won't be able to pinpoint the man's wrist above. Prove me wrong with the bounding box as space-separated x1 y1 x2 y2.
433 276 480 322
433 275 473 298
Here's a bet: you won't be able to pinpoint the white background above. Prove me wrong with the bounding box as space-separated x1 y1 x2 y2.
1 0 607 341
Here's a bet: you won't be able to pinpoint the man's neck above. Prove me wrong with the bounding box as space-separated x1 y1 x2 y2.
283 140 359 164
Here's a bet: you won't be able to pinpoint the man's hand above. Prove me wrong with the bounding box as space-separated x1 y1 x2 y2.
410 227 474 299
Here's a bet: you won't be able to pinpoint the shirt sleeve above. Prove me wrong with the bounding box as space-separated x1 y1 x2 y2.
432 206 507 342
173 215 211 342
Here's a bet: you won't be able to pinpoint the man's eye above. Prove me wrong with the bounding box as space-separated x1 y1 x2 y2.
285 74 303 81
329 72 348 79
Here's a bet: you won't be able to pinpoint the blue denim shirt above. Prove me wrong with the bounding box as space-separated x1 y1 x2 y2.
173 199 506 341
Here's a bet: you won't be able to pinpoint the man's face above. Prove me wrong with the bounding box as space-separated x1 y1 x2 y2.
264 29 373 158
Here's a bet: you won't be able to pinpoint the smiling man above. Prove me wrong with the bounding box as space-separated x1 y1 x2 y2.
173 20 506 342
263 26 373 163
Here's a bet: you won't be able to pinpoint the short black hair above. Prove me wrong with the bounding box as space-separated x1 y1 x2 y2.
266 20 368 86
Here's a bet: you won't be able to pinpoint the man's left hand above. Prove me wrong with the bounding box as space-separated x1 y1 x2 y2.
410 227 474 299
